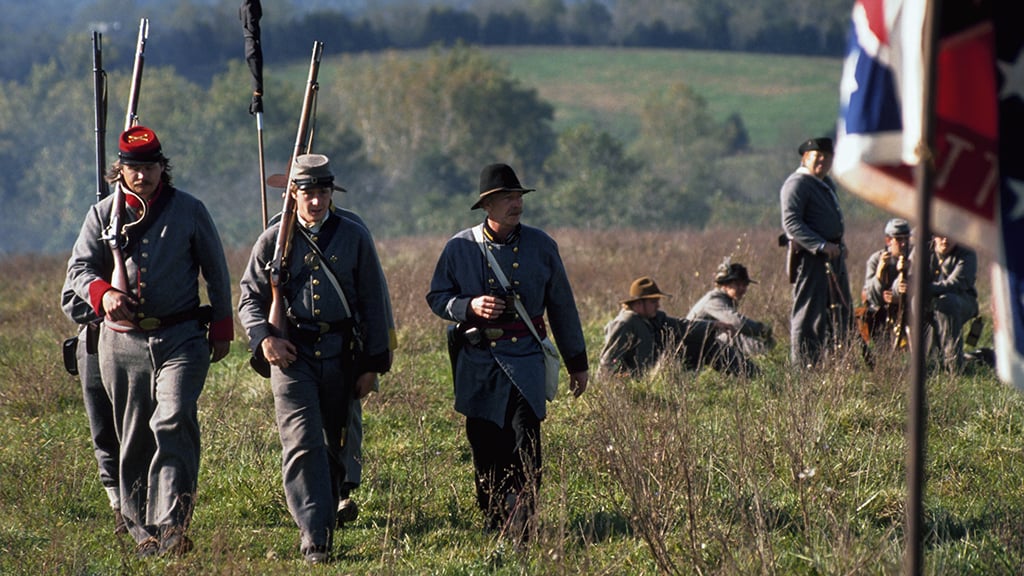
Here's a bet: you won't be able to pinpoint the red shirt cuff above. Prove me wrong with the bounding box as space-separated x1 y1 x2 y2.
88 279 114 317
209 316 234 342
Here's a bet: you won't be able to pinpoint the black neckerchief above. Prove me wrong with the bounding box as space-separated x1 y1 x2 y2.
124 186 176 253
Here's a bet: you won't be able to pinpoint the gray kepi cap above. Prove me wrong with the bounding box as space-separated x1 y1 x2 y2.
884 218 910 237
290 153 346 192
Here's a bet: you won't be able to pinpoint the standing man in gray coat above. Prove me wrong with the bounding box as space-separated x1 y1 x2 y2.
427 163 588 543
239 154 392 564
780 137 853 366
65 126 234 557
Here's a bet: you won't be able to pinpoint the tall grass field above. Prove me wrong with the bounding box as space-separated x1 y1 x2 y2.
2 221 1023 575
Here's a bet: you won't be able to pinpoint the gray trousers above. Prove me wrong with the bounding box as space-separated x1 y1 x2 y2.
76 326 120 509
926 293 979 370
76 323 120 506
99 323 209 543
271 352 352 553
790 252 852 366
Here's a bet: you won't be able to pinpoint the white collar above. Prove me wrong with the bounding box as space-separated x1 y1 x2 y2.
298 215 325 233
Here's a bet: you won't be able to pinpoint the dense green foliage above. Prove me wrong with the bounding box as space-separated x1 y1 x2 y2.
5 0 853 84
2 227 1022 575
3 44 852 255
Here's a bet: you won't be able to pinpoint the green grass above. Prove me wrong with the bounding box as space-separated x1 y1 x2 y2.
484 47 842 148
2 226 1022 574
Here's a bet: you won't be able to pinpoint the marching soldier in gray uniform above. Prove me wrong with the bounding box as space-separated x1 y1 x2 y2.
238 154 392 564
65 126 234 557
925 235 979 372
780 137 853 366
264 176 398 528
427 163 588 543
861 218 911 344
687 260 774 375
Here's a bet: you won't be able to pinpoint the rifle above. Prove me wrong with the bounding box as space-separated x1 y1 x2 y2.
267 41 324 341
891 256 909 351
92 31 109 202
124 18 149 131
823 257 852 348
103 18 149 333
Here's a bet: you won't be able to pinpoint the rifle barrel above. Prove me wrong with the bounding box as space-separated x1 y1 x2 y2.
268 41 325 339
93 31 109 201
124 18 149 130
105 18 150 333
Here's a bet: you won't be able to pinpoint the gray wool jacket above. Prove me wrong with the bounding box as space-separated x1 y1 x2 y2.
427 223 587 425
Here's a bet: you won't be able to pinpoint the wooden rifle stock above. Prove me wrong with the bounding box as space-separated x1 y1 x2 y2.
267 41 324 340
105 18 149 332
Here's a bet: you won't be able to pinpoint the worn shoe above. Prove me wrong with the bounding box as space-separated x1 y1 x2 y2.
135 537 160 558
500 493 534 547
304 545 330 565
158 526 194 557
336 498 359 526
113 508 128 536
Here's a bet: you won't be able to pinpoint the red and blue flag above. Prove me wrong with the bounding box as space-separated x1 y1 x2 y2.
834 0 1024 388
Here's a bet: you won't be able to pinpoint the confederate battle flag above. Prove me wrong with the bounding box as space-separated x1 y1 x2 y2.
833 0 1024 388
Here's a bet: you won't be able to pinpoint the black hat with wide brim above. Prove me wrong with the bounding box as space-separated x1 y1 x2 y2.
715 262 757 285
471 163 534 210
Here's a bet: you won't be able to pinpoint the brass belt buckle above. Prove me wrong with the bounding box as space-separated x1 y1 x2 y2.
137 316 161 331
484 328 504 340
317 322 331 334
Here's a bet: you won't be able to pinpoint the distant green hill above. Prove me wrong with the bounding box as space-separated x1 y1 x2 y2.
296 46 842 152
484 47 844 150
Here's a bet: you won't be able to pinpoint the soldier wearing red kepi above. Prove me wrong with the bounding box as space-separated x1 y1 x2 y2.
65 125 234 557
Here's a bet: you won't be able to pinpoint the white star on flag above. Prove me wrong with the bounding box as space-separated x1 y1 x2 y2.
1008 178 1024 221
998 47 1024 102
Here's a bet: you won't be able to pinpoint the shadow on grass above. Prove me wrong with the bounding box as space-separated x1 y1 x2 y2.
571 509 632 544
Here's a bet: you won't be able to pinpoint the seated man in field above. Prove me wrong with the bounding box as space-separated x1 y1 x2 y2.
599 276 741 378
924 235 979 372
859 218 911 348
686 260 772 376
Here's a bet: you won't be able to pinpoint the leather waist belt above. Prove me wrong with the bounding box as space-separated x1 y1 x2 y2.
290 317 354 336
794 237 844 256
466 316 547 342
134 305 212 331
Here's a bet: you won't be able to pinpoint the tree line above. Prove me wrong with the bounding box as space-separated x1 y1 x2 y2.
2 41 772 255
3 0 852 86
